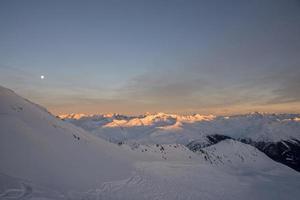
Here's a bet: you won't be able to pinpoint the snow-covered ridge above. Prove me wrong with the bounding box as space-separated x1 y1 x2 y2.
58 113 128 120
104 113 215 128
202 139 271 167
58 113 89 120
59 112 215 127
58 108 300 172
60 111 300 143
59 111 300 123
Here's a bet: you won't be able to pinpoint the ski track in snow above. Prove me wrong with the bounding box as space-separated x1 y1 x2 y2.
0 183 32 200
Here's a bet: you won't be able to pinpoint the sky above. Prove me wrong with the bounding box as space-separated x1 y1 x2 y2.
0 0 300 115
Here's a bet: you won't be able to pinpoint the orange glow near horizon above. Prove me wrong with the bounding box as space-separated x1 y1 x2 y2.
46 101 300 116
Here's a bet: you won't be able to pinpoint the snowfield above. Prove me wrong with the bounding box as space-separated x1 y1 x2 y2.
1 85 300 200
60 112 300 144
0 86 134 192
61 110 300 172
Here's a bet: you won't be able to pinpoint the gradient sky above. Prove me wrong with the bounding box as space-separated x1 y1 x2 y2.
0 0 299 115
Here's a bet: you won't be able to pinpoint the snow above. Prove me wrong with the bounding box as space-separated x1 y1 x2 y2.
60 111 300 144
58 113 88 120
1 85 300 200
0 86 133 191
202 139 277 169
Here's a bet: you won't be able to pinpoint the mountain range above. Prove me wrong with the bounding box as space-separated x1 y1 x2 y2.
60 111 300 172
1 85 300 200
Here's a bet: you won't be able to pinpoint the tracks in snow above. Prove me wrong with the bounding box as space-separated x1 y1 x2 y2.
0 183 33 200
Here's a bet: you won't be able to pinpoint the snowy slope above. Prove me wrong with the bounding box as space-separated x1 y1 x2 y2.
80 140 300 200
202 139 278 168
0 86 133 191
1 85 300 200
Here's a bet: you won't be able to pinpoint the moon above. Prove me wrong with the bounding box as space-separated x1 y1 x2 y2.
40 75 45 80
